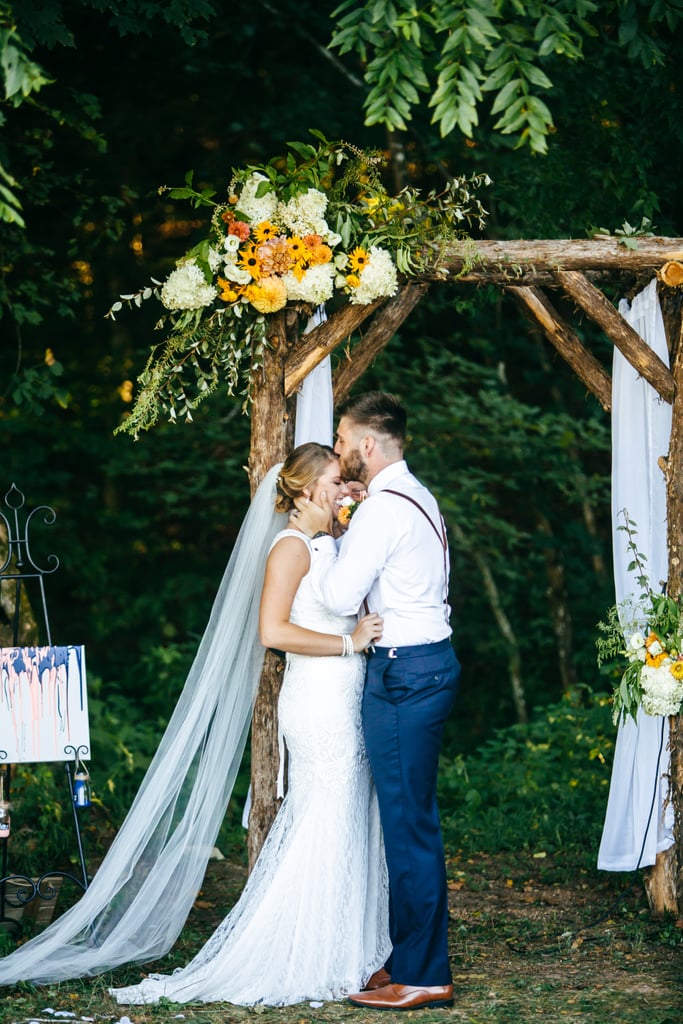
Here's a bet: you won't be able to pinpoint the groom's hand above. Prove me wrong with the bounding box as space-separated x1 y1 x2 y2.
291 495 332 538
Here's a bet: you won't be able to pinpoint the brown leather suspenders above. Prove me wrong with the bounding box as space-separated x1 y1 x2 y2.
383 489 449 605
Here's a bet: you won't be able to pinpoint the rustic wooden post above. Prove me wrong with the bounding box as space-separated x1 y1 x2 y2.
655 289 683 916
246 308 297 870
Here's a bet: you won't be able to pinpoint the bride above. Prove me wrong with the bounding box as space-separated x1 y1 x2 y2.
110 442 390 1006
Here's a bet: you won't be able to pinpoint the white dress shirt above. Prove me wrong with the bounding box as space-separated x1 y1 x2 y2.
309 461 452 647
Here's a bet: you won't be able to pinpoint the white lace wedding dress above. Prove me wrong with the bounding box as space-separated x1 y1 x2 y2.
110 531 390 1007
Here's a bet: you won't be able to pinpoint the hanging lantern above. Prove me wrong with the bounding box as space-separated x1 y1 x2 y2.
0 771 10 838
0 801 10 839
73 765 91 808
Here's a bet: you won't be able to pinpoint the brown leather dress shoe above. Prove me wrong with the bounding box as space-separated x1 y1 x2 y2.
348 982 454 1011
363 968 391 991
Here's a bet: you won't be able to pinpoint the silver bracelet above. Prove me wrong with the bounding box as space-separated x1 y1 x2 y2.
341 633 354 657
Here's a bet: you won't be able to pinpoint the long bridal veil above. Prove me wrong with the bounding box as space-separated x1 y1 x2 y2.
0 464 285 985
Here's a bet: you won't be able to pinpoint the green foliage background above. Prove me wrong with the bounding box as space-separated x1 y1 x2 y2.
2 0 683 876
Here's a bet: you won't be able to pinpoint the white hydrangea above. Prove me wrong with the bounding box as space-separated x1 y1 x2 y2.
284 263 336 305
349 246 398 305
640 663 683 717
277 188 329 237
235 173 278 224
160 261 217 310
207 247 224 273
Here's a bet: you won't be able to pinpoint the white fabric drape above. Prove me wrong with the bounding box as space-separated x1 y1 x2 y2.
598 278 674 872
294 306 332 448
0 466 285 985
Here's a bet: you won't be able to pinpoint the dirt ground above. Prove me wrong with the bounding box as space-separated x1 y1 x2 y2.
184 851 683 1024
5 851 683 1024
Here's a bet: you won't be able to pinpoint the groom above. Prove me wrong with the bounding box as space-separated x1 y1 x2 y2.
294 391 460 1011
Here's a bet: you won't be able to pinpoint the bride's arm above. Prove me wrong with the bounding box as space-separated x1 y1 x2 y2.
259 538 381 655
259 535 382 655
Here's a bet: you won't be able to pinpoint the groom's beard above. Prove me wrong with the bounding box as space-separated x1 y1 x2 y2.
340 449 368 485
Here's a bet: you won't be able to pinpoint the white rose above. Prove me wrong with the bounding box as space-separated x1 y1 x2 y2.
629 631 645 651
221 259 252 286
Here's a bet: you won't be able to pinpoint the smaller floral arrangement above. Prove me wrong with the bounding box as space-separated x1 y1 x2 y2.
596 510 683 723
337 489 367 527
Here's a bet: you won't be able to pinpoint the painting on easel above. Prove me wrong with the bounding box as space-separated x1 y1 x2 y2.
0 646 89 763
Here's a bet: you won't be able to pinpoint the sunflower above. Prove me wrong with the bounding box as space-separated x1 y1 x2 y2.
237 244 262 280
347 247 370 273
286 235 309 266
253 221 281 244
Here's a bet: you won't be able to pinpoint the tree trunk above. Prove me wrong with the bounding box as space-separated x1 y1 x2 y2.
246 309 296 870
535 512 577 692
450 520 527 724
653 289 683 914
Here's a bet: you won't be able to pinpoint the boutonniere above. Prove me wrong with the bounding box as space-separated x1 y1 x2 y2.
337 490 368 527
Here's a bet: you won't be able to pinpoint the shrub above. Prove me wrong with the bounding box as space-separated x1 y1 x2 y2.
439 685 616 861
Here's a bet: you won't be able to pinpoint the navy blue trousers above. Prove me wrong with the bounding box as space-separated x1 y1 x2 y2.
362 638 460 987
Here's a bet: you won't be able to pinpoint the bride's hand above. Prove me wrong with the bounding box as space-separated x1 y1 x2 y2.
290 492 334 537
351 613 383 652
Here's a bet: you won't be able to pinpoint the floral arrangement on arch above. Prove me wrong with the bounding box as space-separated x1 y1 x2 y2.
108 131 490 437
596 510 683 723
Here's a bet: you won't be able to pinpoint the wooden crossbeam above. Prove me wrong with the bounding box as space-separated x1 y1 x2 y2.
434 236 683 282
507 285 612 411
556 270 674 403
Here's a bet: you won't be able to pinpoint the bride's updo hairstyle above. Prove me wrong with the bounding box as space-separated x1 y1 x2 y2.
274 442 336 514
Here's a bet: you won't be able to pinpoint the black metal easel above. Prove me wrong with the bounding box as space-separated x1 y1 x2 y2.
0 483 89 933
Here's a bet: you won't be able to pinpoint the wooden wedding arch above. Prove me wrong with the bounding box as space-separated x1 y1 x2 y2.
245 236 683 916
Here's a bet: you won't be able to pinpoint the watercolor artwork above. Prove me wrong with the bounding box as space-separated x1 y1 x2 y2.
0 646 89 763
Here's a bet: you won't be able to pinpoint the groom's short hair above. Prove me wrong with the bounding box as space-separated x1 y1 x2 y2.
337 391 406 445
